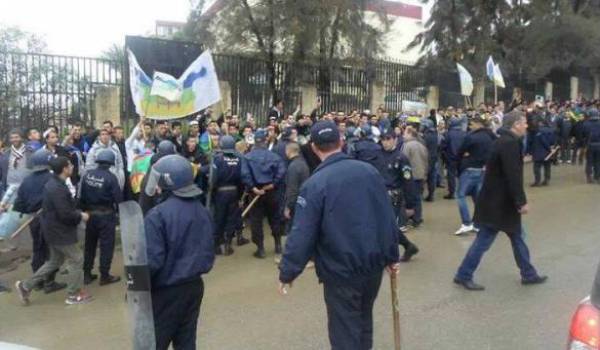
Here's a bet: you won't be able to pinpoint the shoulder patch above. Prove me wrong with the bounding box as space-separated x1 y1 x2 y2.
296 196 307 208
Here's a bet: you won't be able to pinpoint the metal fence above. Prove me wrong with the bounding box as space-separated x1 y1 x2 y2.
0 51 122 133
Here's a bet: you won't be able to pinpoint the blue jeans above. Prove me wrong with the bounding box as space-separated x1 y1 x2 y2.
455 225 538 282
456 169 484 225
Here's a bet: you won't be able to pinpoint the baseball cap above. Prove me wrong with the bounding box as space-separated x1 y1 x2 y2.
254 128 268 143
310 121 340 145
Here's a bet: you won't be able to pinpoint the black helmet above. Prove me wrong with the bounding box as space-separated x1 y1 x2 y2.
30 149 53 172
157 140 177 156
96 149 115 166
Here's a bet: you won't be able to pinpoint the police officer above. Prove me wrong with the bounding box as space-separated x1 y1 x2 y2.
211 136 243 256
421 119 439 202
349 125 383 171
241 129 286 258
13 149 66 293
144 155 215 350
80 149 123 286
379 130 420 262
530 119 557 187
279 121 400 350
583 108 600 183
139 140 177 215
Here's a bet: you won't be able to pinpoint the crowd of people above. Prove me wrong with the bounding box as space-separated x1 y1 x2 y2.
1 96 600 348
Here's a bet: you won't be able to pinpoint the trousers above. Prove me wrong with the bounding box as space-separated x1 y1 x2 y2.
323 273 383 350
533 161 552 184
152 279 204 350
84 213 117 277
23 243 83 295
248 189 283 248
213 189 241 244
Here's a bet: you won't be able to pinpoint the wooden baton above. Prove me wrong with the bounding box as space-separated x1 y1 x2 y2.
390 271 401 350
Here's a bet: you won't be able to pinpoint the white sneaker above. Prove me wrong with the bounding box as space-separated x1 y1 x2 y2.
455 224 474 236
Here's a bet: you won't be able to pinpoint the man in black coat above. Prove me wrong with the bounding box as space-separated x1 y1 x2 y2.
283 142 310 235
454 111 547 291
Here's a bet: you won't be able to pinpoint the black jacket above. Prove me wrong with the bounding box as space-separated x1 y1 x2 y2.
41 175 83 245
284 155 310 211
459 128 497 172
473 130 526 235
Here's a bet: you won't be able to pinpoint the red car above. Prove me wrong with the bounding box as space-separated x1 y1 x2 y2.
567 265 600 349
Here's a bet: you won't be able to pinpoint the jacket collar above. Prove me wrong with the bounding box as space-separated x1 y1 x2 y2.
313 151 348 174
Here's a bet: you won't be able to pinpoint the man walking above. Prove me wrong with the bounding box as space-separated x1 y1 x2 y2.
454 111 547 291
16 156 92 305
402 126 428 227
278 121 399 350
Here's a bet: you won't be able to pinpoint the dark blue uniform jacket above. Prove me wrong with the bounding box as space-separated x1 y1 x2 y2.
584 119 600 146
79 167 123 210
279 152 400 285
241 146 286 188
441 126 467 162
212 152 242 190
531 126 557 162
13 170 52 214
144 196 215 289
378 148 417 209
350 139 383 171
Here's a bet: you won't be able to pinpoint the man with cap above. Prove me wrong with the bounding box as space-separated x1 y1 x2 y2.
530 119 557 187
441 118 467 200
13 149 66 294
379 129 420 261
210 135 244 256
583 108 600 183
241 128 286 258
144 155 215 350
454 111 547 291
349 125 384 171
454 115 497 235
80 149 123 286
278 120 400 350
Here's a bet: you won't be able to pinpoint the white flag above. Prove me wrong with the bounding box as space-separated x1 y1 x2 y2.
456 63 473 96
486 56 495 81
127 49 152 116
178 50 221 112
151 72 182 102
493 64 506 88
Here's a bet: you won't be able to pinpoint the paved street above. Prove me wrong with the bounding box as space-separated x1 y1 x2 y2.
0 164 599 350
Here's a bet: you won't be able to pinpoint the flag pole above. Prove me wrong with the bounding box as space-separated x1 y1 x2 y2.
494 84 498 105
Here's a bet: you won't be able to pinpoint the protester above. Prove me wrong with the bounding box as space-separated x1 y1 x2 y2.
401 126 428 227
0 129 32 202
283 142 309 236
85 128 125 190
15 156 92 305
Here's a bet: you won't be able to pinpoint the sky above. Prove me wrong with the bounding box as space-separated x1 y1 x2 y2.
0 0 430 57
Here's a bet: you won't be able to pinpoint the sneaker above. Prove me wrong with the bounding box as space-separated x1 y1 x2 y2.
305 261 315 269
399 226 409 233
65 291 93 305
15 281 31 306
455 224 474 236
274 255 282 265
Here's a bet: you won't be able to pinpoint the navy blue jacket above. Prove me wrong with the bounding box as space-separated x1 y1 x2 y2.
350 139 383 171
241 145 286 189
458 128 497 172
531 126 557 162
556 114 573 139
13 170 53 214
79 167 123 210
423 130 439 163
144 195 215 289
583 119 600 146
272 140 289 166
378 147 417 209
279 152 400 285
441 126 467 162
212 151 242 190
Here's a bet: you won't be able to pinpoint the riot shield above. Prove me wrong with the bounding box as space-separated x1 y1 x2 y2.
119 201 156 350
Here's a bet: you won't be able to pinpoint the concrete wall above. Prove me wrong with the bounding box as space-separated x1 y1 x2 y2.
545 82 553 101
370 82 386 112
570 77 579 101
473 81 485 106
594 75 600 100
300 84 318 115
426 86 439 110
212 80 232 118
94 86 120 128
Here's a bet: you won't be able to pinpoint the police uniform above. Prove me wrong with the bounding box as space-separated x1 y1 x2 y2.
80 150 123 285
144 155 214 350
531 125 557 186
241 129 286 258
279 121 399 350
583 109 600 182
349 126 384 171
378 131 420 261
211 136 243 255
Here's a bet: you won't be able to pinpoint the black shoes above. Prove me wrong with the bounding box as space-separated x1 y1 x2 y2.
400 244 419 262
541 181 549 186
99 275 121 286
215 245 223 255
223 243 234 256
424 196 434 202
443 194 455 200
530 183 541 187
84 273 98 285
236 233 250 246
522 275 548 285
274 239 282 255
253 247 266 259
453 278 485 291
43 281 67 294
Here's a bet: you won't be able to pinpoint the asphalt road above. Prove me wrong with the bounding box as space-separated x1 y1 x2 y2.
0 163 599 350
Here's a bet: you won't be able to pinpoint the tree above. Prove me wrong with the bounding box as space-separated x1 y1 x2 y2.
100 43 125 70
183 0 391 106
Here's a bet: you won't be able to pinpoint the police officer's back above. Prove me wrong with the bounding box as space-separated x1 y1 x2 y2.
350 125 383 171
144 155 215 350
211 136 243 256
279 121 399 350
241 128 286 258
80 149 122 285
583 108 600 183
